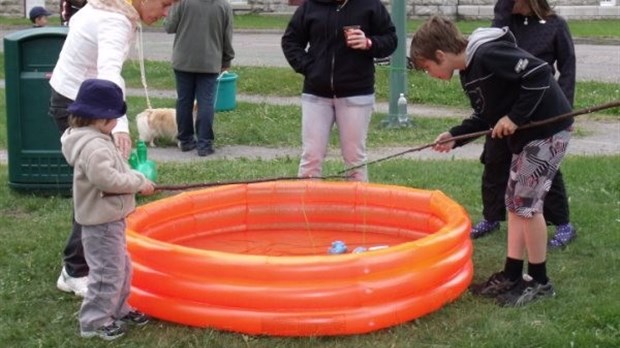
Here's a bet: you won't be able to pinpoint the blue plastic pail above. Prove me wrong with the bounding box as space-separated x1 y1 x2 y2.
215 72 238 112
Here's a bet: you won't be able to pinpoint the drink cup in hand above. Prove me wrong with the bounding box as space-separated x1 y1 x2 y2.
343 25 361 46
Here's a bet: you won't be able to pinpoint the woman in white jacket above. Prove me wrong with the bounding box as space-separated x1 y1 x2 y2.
49 0 177 303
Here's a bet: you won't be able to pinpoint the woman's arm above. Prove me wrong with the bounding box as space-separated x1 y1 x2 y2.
281 5 311 75
492 0 515 27
554 19 576 105
163 2 181 34
366 0 397 58
96 15 134 156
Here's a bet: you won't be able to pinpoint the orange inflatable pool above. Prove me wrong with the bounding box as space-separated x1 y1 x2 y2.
126 181 473 336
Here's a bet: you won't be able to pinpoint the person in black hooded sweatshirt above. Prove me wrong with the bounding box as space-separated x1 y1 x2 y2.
281 0 397 182
470 0 577 250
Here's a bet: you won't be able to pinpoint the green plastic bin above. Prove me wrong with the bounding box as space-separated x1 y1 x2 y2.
215 71 237 112
4 27 71 195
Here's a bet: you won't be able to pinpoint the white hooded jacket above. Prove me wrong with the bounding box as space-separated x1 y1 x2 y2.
50 0 140 134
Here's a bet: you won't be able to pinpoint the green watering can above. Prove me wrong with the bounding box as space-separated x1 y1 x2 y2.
129 140 157 182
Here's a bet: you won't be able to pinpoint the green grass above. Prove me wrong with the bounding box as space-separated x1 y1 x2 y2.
2 91 612 152
118 60 620 116
121 95 463 148
0 15 62 27
1 55 618 116
231 15 620 39
1 155 619 347
2 14 619 38
0 92 616 152
1 14 619 116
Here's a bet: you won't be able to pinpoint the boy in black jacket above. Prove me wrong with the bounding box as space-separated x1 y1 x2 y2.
471 0 576 249
410 16 573 307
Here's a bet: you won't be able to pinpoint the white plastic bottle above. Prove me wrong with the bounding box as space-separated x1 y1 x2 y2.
397 93 408 124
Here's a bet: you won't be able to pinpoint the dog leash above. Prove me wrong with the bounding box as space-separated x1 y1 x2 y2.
136 23 153 109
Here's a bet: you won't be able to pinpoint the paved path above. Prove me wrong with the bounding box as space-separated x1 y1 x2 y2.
134 31 620 83
1 28 619 82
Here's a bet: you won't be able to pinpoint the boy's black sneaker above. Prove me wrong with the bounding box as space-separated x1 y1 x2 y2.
120 310 150 326
470 271 520 298
497 278 556 307
81 322 126 341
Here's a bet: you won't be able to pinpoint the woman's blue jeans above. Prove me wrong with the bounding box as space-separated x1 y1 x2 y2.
174 70 218 150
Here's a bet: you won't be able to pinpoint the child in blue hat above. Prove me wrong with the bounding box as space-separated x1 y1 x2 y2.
61 79 155 340
29 6 52 27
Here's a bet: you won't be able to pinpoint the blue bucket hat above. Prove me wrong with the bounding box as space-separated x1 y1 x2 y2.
68 79 127 119
29 6 52 22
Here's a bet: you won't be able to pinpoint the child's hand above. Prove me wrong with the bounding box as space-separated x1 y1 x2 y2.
492 116 517 139
432 132 455 152
140 180 156 196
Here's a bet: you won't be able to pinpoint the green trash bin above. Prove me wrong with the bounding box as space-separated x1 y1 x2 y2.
3 27 71 195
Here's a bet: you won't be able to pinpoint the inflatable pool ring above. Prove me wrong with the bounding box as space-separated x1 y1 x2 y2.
126 181 473 336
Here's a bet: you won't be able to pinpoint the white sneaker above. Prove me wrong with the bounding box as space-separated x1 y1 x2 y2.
56 267 88 297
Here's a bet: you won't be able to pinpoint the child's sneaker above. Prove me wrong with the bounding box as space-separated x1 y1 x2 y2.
56 267 88 297
470 219 500 239
470 271 520 298
496 279 556 307
120 310 149 326
549 223 576 249
81 322 126 341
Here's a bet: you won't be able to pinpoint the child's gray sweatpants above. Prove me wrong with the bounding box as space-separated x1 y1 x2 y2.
79 219 132 332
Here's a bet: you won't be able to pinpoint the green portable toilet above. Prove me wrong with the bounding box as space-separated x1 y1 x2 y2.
4 27 71 195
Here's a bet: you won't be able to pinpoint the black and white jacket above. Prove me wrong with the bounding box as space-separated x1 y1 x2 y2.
450 28 573 153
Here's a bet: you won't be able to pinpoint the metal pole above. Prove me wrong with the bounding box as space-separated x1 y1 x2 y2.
382 0 410 128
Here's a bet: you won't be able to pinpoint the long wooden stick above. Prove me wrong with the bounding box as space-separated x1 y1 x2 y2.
154 174 348 191
104 101 618 196
338 100 620 175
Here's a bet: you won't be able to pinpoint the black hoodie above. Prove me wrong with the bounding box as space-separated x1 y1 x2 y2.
492 0 576 105
281 0 397 98
450 27 573 153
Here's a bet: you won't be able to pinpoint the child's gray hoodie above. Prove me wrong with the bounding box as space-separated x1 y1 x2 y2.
61 127 147 225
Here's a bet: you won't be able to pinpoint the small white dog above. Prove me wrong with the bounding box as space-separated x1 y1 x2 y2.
136 108 178 147
136 104 197 147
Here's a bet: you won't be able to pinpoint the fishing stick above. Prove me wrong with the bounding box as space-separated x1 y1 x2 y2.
102 174 349 197
338 100 620 175
154 174 348 191
103 101 618 196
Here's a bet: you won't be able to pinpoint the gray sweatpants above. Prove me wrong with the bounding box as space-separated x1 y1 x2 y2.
79 219 132 332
